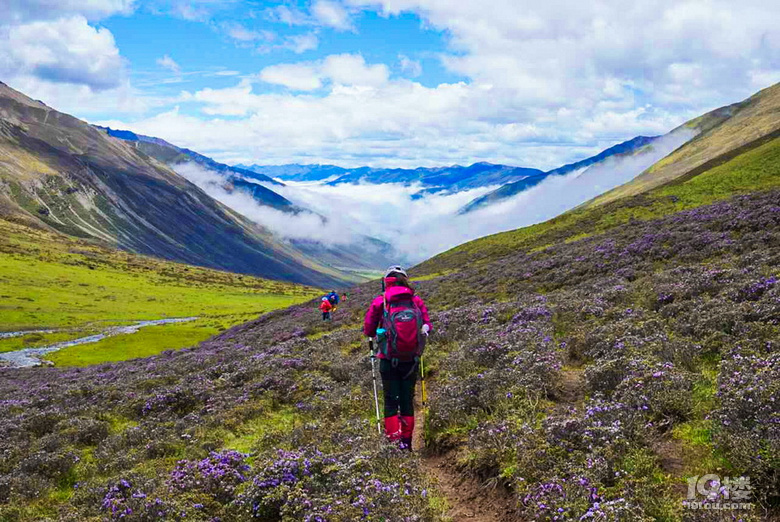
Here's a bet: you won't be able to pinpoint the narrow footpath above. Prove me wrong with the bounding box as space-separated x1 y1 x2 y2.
413 389 516 521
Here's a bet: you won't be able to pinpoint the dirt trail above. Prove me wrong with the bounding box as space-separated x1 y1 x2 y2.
555 367 586 411
414 399 516 521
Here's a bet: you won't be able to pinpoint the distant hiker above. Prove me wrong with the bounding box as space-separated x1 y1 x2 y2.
341 292 348 303
364 265 432 450
320 297 333 321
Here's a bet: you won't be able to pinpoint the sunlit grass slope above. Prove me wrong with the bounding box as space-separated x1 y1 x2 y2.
0 219 321 363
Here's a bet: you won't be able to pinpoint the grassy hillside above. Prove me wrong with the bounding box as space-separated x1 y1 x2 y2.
588 82 780 206
0 219 320 365
2 184 778 519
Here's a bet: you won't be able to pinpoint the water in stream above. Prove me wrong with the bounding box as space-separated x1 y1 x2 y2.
0 318 198 368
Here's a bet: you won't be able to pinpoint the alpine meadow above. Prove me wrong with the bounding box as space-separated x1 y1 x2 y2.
1 1 779 521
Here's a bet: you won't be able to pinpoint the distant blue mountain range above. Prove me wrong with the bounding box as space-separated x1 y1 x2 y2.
236 162 544 194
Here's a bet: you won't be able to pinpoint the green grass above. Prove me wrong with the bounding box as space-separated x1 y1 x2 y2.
43 318 226 366
0 253 312 330
0 219 321 364
418 136 780 274
221 407 300 454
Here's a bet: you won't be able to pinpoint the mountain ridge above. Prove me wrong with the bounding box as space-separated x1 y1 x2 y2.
0 81 351 287
459 135 662 214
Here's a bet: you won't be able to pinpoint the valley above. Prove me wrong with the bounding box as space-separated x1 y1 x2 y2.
0 219 320 367
0 76 778 521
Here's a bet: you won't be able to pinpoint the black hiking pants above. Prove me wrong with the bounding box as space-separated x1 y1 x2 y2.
379 359 418 417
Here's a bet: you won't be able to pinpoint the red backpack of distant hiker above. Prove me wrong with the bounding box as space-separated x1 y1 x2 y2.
378 285 426 362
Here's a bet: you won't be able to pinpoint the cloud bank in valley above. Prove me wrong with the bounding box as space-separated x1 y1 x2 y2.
173 129 694 265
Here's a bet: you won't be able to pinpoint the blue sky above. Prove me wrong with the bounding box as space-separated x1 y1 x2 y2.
102 4 464 105
2 0 779 168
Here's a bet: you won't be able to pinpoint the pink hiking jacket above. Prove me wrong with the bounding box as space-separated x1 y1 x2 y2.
363 282 432 359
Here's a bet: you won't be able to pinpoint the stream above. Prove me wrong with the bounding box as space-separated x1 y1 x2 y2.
0 329 58 339
0 318 198 368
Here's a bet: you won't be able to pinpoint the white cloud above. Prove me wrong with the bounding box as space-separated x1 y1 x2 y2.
4 76 164 116
80 1 778 170
156 54 181 74
322 54 389 86
151 0 240 21
399 54 422 77
311 1 354 31
224 23 275 43
259 63 323 91
347 0 780 109
1 15 124 91
256 53 388 91
265 5 310 26
286 33 320 53
265 1 354 31
105 70 684 169
0 1 155 115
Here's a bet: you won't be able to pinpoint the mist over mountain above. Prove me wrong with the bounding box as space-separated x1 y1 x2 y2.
98 128 403 274
460 135 662 213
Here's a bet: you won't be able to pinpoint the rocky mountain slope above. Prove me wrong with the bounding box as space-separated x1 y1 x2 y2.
100 127 400 274
96 127 295 211
0 81 352 287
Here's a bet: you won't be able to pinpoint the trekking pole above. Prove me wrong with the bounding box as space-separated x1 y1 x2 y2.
420 329 430 407
368 338 382 435
420 355 427 407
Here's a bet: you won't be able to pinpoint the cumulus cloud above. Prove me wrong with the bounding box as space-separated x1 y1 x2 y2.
1 15 124 91
259 63 323 91
108 67 681 169
348 0 780 108
0 0 154 115
89 1 778 169
322 54 389 86
257 53 388 91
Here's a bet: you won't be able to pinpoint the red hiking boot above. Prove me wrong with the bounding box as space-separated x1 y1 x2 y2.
383 416 401 441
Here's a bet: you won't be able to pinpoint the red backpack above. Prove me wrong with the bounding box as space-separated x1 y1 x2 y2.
379 286 426 362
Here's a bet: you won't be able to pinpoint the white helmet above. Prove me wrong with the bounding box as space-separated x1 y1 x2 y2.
384 265 408 278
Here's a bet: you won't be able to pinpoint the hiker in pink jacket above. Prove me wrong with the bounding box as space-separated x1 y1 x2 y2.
364 266 432 450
